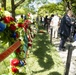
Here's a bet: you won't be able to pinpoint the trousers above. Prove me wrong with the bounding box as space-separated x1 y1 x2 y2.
59 35 67 49
52 26 58 38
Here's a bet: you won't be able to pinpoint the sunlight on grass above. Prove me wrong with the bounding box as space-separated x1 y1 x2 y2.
26 26 65 75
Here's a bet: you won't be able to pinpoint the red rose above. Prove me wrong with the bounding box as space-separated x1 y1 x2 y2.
24 20 31 25
11 67 19 73
23 24 29 32
11 58 20 66
10 16 14 21
17 23 24 28
28 43 32 47
16 32 19 38
9 24 16 31
23 27 27 32
3 16 10 23
23 24 28 30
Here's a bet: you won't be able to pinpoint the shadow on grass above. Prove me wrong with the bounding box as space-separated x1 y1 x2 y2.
48 71 61 75
33 27 54 73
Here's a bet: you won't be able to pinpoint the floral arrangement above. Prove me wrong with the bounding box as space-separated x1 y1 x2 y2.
0 8 38 75
0 8 19 45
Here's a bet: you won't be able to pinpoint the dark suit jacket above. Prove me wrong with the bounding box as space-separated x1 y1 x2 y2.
59 14 73 37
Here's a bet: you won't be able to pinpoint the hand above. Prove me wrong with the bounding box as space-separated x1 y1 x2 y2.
71 22 74 24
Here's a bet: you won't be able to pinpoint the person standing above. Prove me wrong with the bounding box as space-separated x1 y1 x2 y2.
50 14 60 38
44 15 48 29
49 14 54 23
59 10 74 51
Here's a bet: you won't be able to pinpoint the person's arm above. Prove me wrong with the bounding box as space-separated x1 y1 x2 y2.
65 15 73 27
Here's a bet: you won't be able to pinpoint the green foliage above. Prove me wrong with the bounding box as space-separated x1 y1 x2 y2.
6 0 35 15
3 0 76 22
0 0 2 2
35 0 48 4
62 0 76 15
71 0 76 15
72 8 76 15
15 8 25 15
4 0 64 16
38 2 64 17
6 0 11 11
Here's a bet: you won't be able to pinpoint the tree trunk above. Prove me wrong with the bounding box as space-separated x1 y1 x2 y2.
67 1 72 10
15 0 25 9
11 0 15 20
63 0 72 11
1 0 6 10
11 0 25 20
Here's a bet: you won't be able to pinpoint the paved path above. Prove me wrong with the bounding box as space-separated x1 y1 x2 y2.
52 38 76 75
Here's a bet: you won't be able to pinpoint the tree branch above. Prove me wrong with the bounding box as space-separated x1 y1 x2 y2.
14 0 25 9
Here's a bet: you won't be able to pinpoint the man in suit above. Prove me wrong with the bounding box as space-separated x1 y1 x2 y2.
59 10 74 51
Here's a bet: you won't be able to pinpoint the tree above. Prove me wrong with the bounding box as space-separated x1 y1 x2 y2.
63 0 76 14
11 0 25 19
0 0 25 19
63 0 72 11
70 0 76 14
38 2 64 17
1 0 6 10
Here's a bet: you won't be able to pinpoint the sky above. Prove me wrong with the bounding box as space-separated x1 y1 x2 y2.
48 0 62 3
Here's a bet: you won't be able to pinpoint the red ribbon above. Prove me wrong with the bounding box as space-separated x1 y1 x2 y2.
0 40 21 62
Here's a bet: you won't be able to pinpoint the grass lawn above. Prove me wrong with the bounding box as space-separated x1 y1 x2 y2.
0 43 10 74
25 25 65 75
